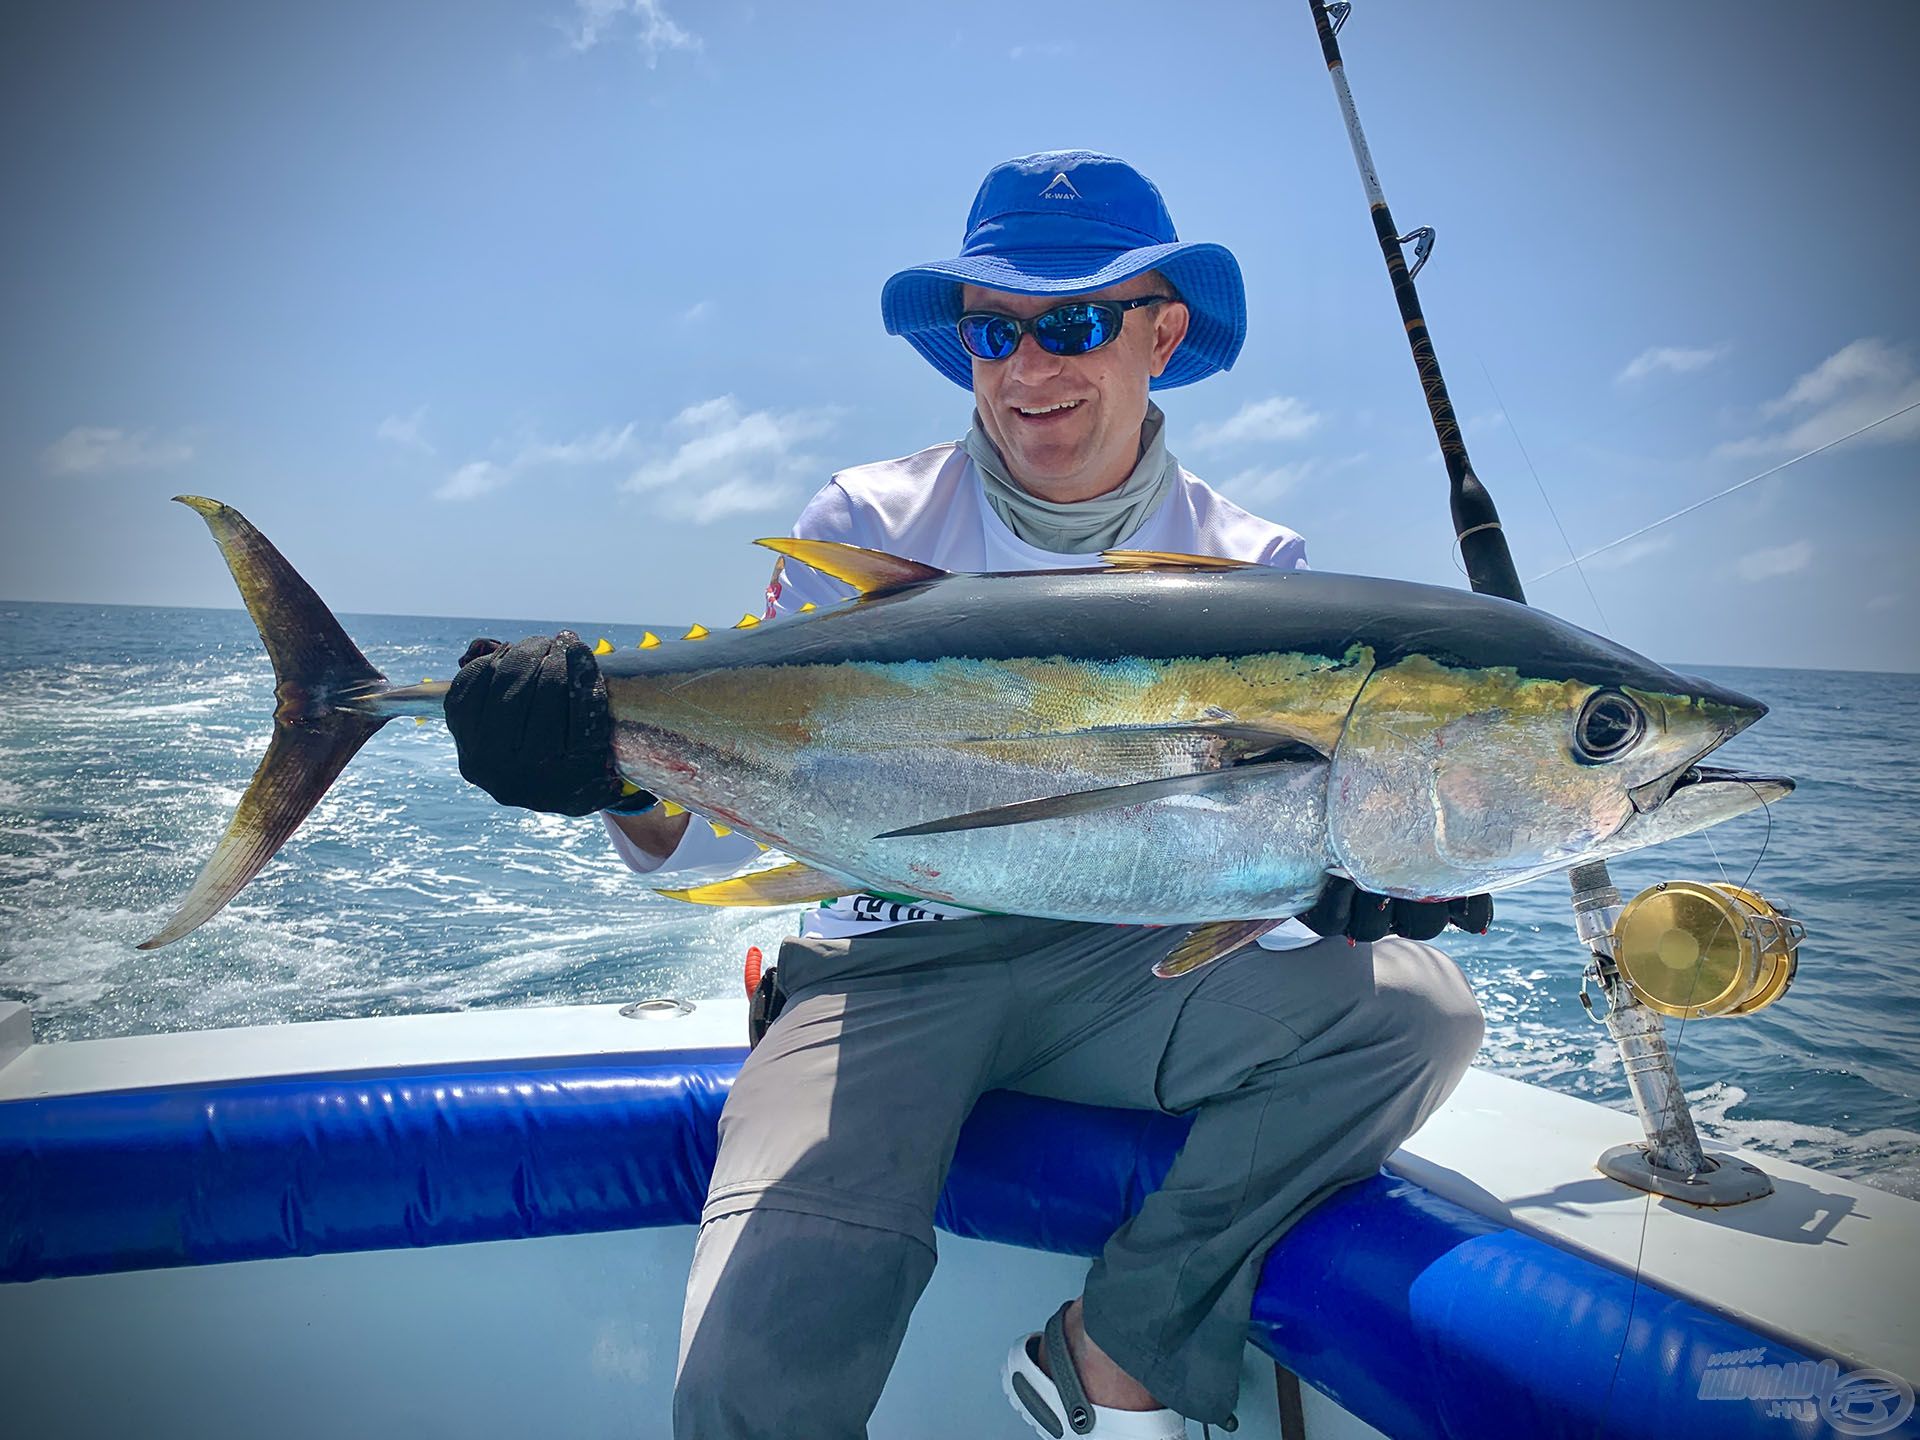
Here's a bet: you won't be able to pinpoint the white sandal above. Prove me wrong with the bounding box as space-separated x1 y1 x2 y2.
1000 1303 1190 1439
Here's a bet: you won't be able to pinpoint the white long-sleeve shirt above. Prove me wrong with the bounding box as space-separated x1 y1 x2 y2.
606 439 1320 947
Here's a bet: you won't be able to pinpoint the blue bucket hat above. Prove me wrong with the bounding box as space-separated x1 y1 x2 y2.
880 150 1247 392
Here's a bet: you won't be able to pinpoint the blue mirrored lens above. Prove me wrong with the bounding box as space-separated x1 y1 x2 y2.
1033 303 1114 356
959 313 1022 361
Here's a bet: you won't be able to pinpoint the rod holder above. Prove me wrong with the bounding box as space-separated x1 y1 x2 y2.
1568 861 1773 1206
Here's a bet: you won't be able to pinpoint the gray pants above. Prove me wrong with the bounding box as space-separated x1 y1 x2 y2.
674 915 1484 1437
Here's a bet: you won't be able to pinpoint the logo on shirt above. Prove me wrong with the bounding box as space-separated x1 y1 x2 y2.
848 894 945 925
1038 171 1082 201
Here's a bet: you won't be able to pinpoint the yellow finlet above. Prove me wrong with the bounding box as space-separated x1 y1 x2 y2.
593 637 615 655
754 537 945 598
683 623 710 641
799 602 816 612
754 841 770 851
619 780 644 797
708 821 732 837
421 676 434 684
656 860 855 908
733 613 760 629
1103 549 1259 573
660 800 687 818
639 631 661 649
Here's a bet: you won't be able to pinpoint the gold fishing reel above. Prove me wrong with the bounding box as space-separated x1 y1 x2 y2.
1610 881 1803 1019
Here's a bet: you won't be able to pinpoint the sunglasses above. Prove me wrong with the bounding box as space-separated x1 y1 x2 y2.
956 295 1175 362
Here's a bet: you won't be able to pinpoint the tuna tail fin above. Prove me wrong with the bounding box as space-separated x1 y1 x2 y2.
138 497 392 949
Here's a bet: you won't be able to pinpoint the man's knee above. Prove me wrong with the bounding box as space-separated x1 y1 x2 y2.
1372 937 1485 1082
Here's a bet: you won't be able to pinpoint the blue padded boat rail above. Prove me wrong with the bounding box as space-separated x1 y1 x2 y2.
3 1049 1909 1439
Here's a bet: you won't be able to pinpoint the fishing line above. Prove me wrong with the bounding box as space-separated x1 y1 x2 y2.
1529 397 1920 584
1474 356 1613 634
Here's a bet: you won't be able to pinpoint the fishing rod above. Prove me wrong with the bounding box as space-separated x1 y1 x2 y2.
1306 0 1526 607
1304 0 1781 1234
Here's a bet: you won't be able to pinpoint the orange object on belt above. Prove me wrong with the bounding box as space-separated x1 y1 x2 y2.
743 945 764 998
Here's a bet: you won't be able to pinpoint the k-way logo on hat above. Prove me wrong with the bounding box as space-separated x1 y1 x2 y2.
1038 170 1082 201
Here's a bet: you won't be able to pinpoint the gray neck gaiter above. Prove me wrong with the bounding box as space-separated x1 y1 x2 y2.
963 402 1177 554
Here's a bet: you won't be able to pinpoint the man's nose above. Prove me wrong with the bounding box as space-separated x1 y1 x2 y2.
1004 329 1065 381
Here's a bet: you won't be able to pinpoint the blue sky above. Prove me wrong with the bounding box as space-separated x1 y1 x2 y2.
4 0 1917 671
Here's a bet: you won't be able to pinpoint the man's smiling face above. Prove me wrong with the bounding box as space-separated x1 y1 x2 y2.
964 273 1189 503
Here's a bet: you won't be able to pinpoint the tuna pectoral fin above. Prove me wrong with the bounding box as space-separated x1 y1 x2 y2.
875 751 1322 840
753 538 946 598
1153 919 1277 980
140 497 395 949
657 861 854 907
138 712 386 949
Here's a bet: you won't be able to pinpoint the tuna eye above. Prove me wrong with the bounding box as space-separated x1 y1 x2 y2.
1576 690 1644 762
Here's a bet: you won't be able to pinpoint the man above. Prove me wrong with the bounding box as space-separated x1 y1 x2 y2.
447 151 1487 1440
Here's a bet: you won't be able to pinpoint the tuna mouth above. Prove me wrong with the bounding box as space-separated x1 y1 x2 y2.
1592 765 1795 864
1624 683 1770 815
1665 763 1794 805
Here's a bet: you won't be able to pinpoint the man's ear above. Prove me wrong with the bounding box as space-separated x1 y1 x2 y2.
1149 301 1191 378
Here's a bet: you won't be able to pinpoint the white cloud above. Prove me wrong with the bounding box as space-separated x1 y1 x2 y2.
1189 396 1322 451
376 406 434 456
1616 344 1730 385
1582 532 1677 573
1716 338 1920 458
679 300 712 325
43 426 193 475
435 423 644 501
566 0 700 64
623 395 840 522
1762 338 1904 416
515 423 639 468
435 461 510 502
1222 461 1317 506
1735 539 1814 582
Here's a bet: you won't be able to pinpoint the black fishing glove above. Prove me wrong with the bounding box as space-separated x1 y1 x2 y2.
1299 876 1492 943
444 631 654 817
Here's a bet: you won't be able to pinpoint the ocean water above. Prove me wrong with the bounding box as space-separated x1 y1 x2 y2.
1 599 1916 1199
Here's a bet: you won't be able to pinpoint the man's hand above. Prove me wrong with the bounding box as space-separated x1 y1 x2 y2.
1299 876 1492 944
444 631 651 817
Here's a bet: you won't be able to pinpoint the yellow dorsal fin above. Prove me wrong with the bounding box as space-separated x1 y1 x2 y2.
733 613 760 629
1102 549 1259 573
683 623 709 641
656 860 855 908
754 538 946 598
799 602 816 612
593 637 615 655
639 631 661 649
